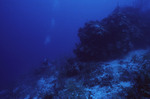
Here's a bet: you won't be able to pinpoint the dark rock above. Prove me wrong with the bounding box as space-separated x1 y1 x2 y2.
74 7 150 62
44 94 53 99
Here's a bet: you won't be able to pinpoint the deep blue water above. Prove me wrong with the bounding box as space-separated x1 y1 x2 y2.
0 0 140 89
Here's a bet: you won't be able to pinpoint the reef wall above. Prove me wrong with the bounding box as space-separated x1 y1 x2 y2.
74 7 150 62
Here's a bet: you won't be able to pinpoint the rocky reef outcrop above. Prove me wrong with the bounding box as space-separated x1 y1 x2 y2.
74 7 150 62
1 6 150 99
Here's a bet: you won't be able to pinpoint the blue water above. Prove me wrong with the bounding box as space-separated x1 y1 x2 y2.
0 0 140 89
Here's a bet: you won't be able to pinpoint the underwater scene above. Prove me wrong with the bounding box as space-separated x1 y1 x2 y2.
0 0 150 98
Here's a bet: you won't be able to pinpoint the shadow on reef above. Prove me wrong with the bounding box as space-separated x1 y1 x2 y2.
74 6 150 62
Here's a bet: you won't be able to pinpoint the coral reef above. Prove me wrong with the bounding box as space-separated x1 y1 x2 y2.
1 6 150 99
74 7 150 62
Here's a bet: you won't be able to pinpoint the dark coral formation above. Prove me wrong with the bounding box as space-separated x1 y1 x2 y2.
1 6 150 99
74 7 150 62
